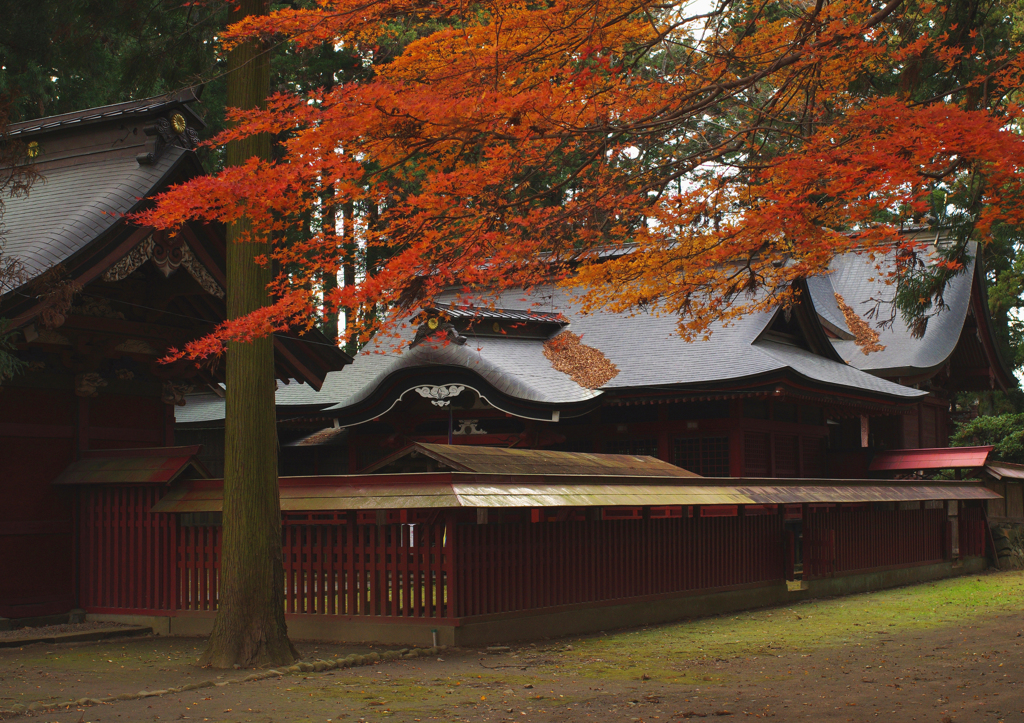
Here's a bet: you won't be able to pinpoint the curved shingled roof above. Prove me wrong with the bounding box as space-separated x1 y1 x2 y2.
176 279 926 426
824 243 977 377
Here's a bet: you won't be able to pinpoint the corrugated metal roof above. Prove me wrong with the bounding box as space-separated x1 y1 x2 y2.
869 446 993 472
365 443 701 477
151 472 999 513
985 462 1024 481
54 446 209 485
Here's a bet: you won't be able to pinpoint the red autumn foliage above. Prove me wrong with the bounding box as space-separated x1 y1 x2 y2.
136 0 1024 360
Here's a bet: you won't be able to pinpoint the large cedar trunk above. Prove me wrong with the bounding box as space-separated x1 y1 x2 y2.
199 0 298 669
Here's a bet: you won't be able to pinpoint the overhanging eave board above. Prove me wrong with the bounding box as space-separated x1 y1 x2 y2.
151 475 999 513
869 446 993 471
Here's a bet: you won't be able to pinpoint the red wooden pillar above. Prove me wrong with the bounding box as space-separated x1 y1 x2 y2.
729 401 744 477
444 511 457 620
76 397 89 456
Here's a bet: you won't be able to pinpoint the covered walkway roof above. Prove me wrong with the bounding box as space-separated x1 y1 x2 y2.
150 443 998 514
152 475 999 513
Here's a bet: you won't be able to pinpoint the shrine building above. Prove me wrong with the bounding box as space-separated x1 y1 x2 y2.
0 90 347 622
180 233 1014 479
0 93 1009 644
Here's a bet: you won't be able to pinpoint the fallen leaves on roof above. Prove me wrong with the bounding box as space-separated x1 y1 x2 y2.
835 293 886 355
543 331 619 389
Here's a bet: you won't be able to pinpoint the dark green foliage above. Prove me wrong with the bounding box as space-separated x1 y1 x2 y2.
0 1 225 121
950 412 1024 464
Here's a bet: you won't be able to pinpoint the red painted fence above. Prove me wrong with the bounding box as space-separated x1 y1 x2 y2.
78 489 988 620
80 488 456 620
803 504 952 579
453 513 783 617
79 485 178 613
279 515 453 619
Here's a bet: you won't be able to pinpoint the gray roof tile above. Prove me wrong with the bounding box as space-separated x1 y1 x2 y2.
823 243 976 376
2 148 188 277
178 250 948 425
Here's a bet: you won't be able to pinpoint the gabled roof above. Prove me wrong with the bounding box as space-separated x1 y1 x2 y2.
365 442 701 476
53 446 209 485
326 284 921 413
2 146 194 278
7 89 206 139
1 90 209 303
186 234 1024 425
176 273 927 425
1 92 350 389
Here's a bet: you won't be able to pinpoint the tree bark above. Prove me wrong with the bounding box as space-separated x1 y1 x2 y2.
199 0 298 669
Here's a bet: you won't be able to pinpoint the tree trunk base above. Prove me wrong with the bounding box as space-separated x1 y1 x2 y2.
199 612 299 669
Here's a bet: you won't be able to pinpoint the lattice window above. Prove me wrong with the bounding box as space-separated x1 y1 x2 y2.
774 434 798 477
604 439 659 457
744 431 770 476
674 436 730 477
801 436 826 477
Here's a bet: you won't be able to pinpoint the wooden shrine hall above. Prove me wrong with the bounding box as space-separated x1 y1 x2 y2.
0 91 348 622
0 92 1010 642
179 232 1014 481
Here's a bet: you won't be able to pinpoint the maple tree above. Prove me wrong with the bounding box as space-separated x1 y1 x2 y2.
140 0 1024 357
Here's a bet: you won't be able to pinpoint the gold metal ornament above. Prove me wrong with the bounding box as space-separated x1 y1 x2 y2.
427 317 439 330
26 141 40 158
170 113 187 134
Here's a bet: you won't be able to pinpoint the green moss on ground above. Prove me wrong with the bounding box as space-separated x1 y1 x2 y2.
529 569 1024 681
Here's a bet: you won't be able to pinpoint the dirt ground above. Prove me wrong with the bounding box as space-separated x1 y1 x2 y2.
2 569 1024 723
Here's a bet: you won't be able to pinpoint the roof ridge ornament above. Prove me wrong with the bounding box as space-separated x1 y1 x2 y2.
137 112 200 165
414 384 466 407
409 318 467 348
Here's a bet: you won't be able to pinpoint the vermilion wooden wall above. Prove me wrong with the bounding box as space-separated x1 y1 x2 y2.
0 388 77 618
0 385 171 619
76 495 977 623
